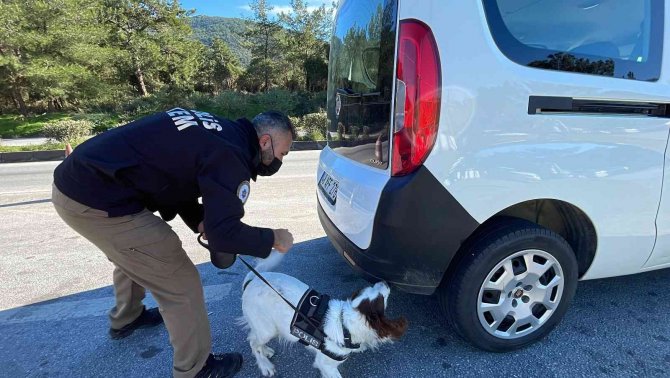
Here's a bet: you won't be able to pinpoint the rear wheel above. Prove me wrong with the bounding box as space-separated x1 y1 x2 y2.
438 218 578 351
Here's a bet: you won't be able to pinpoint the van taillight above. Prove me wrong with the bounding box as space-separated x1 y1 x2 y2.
392 20 441 176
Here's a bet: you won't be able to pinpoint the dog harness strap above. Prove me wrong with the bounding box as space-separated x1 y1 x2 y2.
288 289 352 362
320 347 348 362
291 289 328 348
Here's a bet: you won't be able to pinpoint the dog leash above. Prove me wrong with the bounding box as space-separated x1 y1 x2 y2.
197 234 300 314
197 233 359 359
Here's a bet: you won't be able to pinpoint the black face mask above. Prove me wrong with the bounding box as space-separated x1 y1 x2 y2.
257 136 282 176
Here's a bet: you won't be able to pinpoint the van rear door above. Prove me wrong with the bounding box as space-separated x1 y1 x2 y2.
325 0 398 169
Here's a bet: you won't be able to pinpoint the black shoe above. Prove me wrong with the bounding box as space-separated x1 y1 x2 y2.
194 353 243 378
109 307 164 340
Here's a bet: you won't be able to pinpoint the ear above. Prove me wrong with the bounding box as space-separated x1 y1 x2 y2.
258 134 271 148
356 295 408 340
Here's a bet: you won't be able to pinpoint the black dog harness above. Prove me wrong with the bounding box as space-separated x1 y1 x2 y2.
290 289 360 361
243 277 360 361
204 236 360 361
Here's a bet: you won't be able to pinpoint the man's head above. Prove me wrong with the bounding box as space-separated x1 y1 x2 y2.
252 111 295 175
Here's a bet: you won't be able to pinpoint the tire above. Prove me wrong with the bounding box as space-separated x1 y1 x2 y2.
438 217 578 352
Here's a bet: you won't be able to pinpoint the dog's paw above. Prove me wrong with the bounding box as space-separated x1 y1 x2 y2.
314 361 343 378
258 359 276 377
261 346 275 359
320 371 343 378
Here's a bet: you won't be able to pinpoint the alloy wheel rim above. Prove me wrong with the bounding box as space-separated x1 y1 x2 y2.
477 249 565 339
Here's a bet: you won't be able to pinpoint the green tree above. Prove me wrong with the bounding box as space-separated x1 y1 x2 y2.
0 0 29 115
241 0 283 92
201 38 243 93
100 0 199 96
0 0 111 115
278 0 333 91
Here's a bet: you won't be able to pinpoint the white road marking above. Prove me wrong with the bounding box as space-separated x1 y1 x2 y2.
0 190 51 195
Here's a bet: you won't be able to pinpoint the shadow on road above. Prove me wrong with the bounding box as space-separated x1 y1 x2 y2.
1 237 669 377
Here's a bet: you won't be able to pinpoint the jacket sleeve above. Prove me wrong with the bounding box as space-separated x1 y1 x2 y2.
197 148 274 258
176 201 204 233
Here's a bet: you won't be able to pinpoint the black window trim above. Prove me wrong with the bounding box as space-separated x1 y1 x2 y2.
528 95 670 118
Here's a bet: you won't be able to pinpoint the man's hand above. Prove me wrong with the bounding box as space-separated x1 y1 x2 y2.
198 221 206 240
272 229 294 253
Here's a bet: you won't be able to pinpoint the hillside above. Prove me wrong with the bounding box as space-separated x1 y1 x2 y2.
189 15 252 67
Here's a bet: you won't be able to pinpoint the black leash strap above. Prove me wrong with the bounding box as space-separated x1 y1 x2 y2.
197 233 299 312
236 254 299 312
197 233 349 356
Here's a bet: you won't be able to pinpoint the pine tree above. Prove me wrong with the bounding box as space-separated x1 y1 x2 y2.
209 38 243 93
0 0 110 115
100 0 198 96
241 0 283 92
278 0 333 91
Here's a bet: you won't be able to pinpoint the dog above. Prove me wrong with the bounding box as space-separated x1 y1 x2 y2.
239 251 408 378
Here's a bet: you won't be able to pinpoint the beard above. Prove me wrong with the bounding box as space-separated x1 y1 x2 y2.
260 147 274 165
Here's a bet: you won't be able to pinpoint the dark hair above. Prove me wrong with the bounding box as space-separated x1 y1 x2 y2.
252 111 296 139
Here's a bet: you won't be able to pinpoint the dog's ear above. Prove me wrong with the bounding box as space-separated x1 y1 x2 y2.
356 295 408 339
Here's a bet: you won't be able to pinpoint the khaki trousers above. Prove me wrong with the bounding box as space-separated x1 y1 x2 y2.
52 184 211 378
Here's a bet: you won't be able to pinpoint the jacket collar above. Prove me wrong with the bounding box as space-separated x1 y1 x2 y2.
236 117 260 181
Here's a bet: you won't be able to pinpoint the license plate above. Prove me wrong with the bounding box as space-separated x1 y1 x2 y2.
319 171 339 205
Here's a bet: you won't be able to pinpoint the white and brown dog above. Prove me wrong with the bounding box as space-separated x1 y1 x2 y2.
239 252 407 378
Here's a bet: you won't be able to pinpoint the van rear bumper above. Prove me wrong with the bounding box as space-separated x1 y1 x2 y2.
318 166 480 295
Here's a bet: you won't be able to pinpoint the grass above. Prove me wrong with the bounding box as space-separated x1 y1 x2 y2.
0 113 72 138
0 105 325 152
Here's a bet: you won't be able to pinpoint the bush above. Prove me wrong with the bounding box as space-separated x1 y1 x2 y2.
121 91 187 117
205 91 256 119
289 116 304 138
72 113 121 133
301 112 327 134
253 89 299 116
292 91 327 115
42 119 93 143
309 129 325 141
290 111 326 141
116 89 327 122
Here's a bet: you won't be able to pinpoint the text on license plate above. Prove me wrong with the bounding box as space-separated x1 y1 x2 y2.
319 171 338 205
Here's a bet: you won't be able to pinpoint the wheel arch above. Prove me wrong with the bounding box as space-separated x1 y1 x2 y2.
442 198 598 285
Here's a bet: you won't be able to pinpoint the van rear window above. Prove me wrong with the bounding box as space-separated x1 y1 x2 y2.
326 0 398 169
483 0 664 81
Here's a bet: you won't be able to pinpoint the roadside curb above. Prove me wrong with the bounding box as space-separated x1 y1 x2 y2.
0 150 65 164
0 141 332 164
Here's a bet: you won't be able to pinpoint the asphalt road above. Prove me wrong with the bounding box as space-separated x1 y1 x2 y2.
0 137 49 147
1 151 669 377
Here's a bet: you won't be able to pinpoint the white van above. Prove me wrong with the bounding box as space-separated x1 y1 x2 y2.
317 0 669 351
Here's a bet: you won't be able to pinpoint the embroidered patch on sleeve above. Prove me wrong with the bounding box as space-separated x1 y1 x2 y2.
237 181 250 205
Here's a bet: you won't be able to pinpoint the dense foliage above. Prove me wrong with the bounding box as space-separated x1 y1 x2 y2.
0 0 334 137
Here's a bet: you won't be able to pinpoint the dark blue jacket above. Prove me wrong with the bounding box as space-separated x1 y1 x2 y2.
54 108 273 258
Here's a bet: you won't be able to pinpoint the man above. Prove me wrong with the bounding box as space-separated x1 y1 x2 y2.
52 108 295 377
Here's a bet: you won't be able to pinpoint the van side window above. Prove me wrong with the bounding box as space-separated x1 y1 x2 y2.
482 0 664 81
